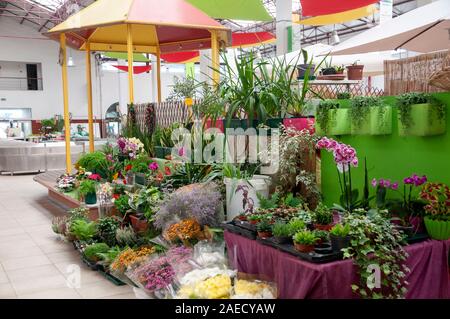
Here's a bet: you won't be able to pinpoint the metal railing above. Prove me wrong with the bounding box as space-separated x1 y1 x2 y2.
0 76 43 91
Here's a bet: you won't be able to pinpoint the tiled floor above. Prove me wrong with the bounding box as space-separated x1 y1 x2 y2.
0 174 136 299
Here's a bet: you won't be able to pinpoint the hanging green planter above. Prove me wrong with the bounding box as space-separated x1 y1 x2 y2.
370 106 392 135
350 96 381 135
328 109 351 135
398 103 446 136
350 114 371 135
424 216 450 240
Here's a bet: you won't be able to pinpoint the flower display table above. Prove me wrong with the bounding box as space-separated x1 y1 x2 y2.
224 231 450 299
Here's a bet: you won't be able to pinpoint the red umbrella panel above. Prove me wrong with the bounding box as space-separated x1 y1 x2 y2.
231 32 275 48
161 51 200 64
112 65 152 74
300 0 379 17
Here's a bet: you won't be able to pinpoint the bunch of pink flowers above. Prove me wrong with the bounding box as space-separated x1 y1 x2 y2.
372 178 399 190
316 137 358 172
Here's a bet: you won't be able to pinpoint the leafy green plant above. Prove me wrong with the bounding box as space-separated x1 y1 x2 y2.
247 214 263 222
114 194 131 216
96 217 120 247
337 92 351 100
283 193 303 208
75 151 109 178
96 246 123 266
257 192 280 210
129 155 151 174
396 92 445 129
167 76 199 101
129 186 162 221
272 221 293 237
330 223 350 237
83 243 110 262
342 209 409 299
293 230 318 245
164 163 216 189
256 220 272 232
314 203 333 225
78 179 97 196
288 218 306 233
70 219 97 241
350 96 380 129
313 230 329 242
316 100 339 132
115 226 138 247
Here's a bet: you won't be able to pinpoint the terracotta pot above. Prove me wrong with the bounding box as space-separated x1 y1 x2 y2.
237 216 247 222
346 65 364 80
129 214 149 233
257 231 272 239
249 220 260 225
314 224 333 231
294 242 315 253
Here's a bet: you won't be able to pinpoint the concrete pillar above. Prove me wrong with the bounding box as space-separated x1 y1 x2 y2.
276 0 293 55
117 59 128 116
200 49 213 85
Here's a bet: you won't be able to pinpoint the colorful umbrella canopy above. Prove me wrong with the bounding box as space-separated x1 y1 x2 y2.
186 0 272 21
293 5 377 26
45 0 231 54
300 0 378 17
231 32 275 48
103 52 150 62
161 51 200 64
112 65 152 74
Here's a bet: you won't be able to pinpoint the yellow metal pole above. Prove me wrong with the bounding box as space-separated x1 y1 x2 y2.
85 42 95 153
60 33 72 174
210 30 220 87
127 24 134 104
156 49 162 103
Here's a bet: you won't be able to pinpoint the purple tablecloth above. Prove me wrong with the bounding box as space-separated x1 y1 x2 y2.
224 231 450 299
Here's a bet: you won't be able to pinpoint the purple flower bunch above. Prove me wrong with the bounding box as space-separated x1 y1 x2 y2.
316 137 358 172
372 178 399 190
117 137 144 159
144 262 175 291
403 174 427 187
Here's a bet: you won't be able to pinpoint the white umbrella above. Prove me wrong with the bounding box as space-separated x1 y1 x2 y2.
330 0 450 55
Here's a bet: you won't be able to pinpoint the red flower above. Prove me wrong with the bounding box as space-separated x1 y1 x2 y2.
113 194 120 200
88 174 101 181
156 172 164 182
164 166 171 176
125 164 132 171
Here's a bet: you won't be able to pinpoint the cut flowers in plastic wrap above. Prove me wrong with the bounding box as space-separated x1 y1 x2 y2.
176 268 235 299
232 278 277 299
163 218 202 244
117 137 145 159
56 174 77 192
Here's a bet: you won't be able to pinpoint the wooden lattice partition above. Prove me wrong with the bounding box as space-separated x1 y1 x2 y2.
307 83 384 99
384 50 450 96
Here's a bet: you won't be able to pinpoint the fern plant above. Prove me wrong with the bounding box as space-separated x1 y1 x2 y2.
75 151 109 178
257 192 280 210
70 219 97 241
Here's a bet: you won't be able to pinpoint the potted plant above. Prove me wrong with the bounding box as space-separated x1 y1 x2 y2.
368 97 393 135
129 156 151 185
113 194 131 223
79 179 98 205
313 203 334 231
83 243 110 263
396 92 446 136
247 214 262 225
313 230 329 245
272 221 293 244
153 125 179 159
420 182 450 240
129 186 162 233
350 96 377 135
346 61 364 80
297 49 316 80
292 230 318 253
329 223 351 251
334 65 345 75
315 100 350 135
288 218 306 234
256 220 273 238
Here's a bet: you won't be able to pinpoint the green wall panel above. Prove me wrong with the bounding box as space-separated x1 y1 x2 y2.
320 92 450 206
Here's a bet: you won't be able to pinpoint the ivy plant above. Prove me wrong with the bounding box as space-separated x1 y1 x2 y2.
396 92 445 129
350 96 380 129
316 100 339 133
341 209 409 299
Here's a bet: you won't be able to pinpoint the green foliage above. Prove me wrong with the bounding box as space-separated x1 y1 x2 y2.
288 218 306 233
337 92 351 100
313 230 329 241
167 76 198 101
129 186 162 221
314 203 333 225
83 243 109 262
115 226 139 247
256 219 272 232
272 221 292 237
283 193 303 208
70 219 97 241
78 179 97 196
96 217 121 247
222 163 259 180
165 163 216 189
293 230 318 245
114 195 131 216
129 155 151 174
342 210 409 299
316 100 339 133
75 151 109 178
396 92 429 129
350 96 380 129
257 192 280 210
330 223 350 237
96 246 123 265
152 123 181 148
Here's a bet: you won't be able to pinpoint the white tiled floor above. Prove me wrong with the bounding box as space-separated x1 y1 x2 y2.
0 174 135 299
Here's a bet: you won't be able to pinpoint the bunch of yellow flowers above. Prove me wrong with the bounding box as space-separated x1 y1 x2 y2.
193 274 232 299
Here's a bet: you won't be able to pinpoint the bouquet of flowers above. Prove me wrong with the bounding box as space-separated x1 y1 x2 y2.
231 278 277 299
117 137 145 160
163 218 202 244
56 174 77 192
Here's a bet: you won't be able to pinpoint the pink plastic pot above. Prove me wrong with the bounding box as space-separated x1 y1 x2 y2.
204 119 224 133
283 117 315 134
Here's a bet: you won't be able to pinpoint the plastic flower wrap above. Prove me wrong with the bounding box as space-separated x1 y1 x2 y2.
117 137 144 159
231 279 277 299
125 246 193 298
176 268 235 299
163 218 202 244
110 246 156 280
193 240 226 268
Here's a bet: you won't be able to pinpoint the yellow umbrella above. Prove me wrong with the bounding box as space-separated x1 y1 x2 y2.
45 0 230 173
293 5 377 26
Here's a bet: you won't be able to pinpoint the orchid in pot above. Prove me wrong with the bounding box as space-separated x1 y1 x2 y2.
372 174 427 233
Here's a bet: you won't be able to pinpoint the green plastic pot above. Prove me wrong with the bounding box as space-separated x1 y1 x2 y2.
134 173 147 186
351 113 371 135
424 216 450 240
328 109 351 135
370 106 392 135
398 103 446 136
154 146 172 159
266 118 283 129
85 192 97 205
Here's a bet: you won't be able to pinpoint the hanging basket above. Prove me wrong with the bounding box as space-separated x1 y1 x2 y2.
370 106 393 135
398 103 446 136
